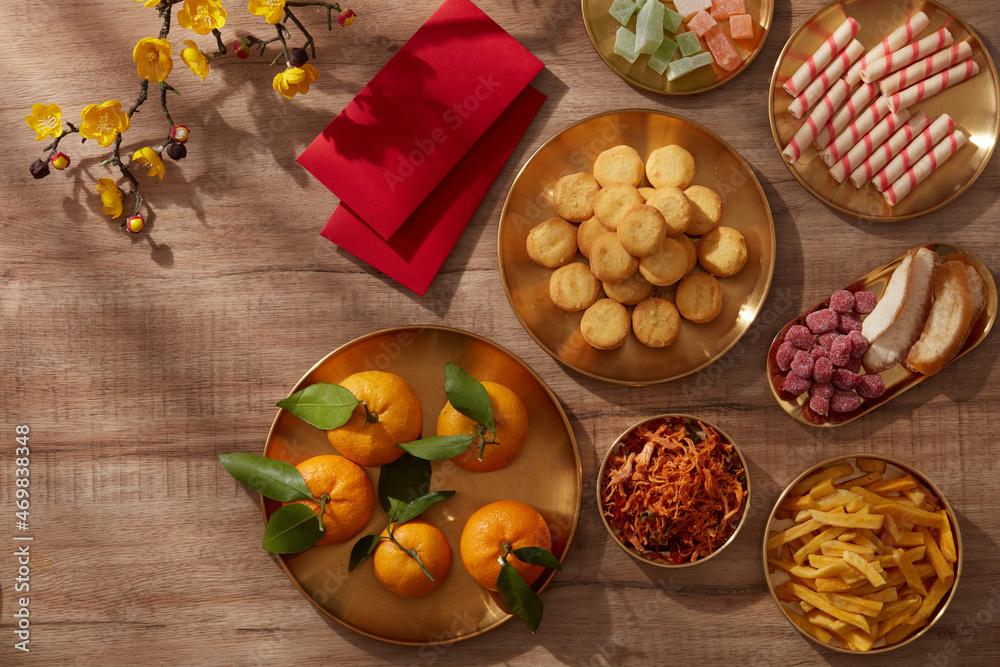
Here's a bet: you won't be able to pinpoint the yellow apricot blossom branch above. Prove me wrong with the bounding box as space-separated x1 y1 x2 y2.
27 0 356 236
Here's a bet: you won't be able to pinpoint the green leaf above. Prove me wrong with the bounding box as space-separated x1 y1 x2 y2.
276 383 360 430
218 452 314 502
398 434 475 461
349 534 380 571
387 496 407 522
511 546 563 571
378 454 431 512
497 560 543 633
393 491 456 527
262 504 324 554
445 362 494 432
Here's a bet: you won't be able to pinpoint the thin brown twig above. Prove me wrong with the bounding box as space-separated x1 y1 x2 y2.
211 28 226 57
283 8 315 58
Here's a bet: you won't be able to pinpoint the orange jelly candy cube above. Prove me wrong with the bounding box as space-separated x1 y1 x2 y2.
705 25 743 71
687 10 717 37
710 0 746 21
730 14 754 40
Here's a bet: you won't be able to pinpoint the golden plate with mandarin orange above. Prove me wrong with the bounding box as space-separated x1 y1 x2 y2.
768 0 1000 221
582 0 774 95
262 326 581 644
498 109 776 385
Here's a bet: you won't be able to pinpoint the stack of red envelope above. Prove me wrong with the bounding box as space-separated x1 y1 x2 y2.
298 0 546 296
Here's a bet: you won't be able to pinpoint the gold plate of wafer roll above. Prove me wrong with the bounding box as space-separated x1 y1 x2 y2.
768 0 999 221
763 454 963 653
581 0 774 95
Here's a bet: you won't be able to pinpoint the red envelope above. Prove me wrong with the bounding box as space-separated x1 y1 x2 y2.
297 0 544 241
321 86 546 296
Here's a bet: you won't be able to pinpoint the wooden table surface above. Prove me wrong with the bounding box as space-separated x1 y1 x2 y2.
2 0 998 664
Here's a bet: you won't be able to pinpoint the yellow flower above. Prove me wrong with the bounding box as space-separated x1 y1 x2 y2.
272 64 319 99
133 37 173 83
248 0 286 25
180 40 210 80
178 0 227 35
79 100 131 147
25 103 62 141
132 146 166 180
97 178 124 219
135 0 159 6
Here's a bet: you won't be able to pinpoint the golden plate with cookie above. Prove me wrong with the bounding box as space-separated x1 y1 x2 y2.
581 0 774 95
497 109 776 385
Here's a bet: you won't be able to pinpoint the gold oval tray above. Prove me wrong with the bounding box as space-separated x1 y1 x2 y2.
767 243 997 427
498 109 776 385
763 454 963 653
261 327 582 645
582 0 774 95
768 0 1000 221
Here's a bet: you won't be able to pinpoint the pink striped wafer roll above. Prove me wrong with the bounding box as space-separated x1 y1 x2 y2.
783 17 859 96
829 110 911 183
850 112 931 188
820 96 890 167
873 114 955 192
782 79 852 164
883 129 967 206
789 40 865 119
846 11 930 85
814 83 879 149
888 59 980 112
861 28 954 83
880 42 973 96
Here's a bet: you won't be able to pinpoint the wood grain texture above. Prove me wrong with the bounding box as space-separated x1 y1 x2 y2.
1 0 998 664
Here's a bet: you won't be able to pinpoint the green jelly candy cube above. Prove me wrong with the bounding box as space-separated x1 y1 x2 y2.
667 56 696 81
648 37 679 75
635 0 665 54
663 7 684 33
676 30 702 57
614 27 641 64
635 0 648 8
609 0 636 26
689 51 715 68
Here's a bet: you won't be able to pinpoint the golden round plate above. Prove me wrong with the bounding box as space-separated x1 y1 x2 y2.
582 0 774 95
768 0 1000 221
498 109 776 385
597 414 751 567
763 454 962 653
261 326 582 645
766 243 997 427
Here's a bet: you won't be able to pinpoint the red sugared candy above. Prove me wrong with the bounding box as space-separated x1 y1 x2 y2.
783 372 812 396
688 10 717 37
843 357 862 373
811 382 834 400
791 350 815 378
729 13 754 40
817 331 840 349
831 389 862 412
838 311 863 334
829 290 855 313
705 25 743 71
776 341 797 371
813 356 833 383
711 0 746 20
809 395 830 416
810 346 830 360
785 324 815 350
830 336 852 366
832 368 860 390
847 330 868 358
853 291 878 314
806 308 839 334
857 374 886 399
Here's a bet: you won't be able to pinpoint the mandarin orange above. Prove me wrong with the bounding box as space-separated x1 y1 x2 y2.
327 371 422 467
459 500 552 591
373 519 452 598
284 455 374 545
436 381 528 473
